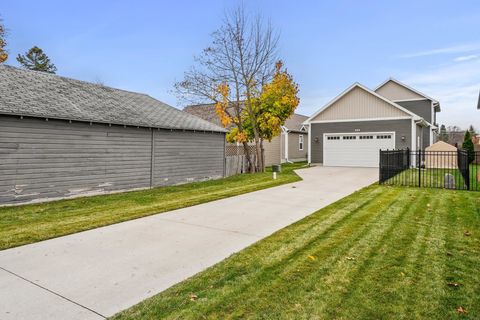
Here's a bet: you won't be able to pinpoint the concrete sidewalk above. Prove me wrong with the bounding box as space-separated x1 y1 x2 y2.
0 166 377 319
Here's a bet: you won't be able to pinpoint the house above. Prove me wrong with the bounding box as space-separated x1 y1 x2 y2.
0 65 226 205
183 103 308 165
304 78 440 167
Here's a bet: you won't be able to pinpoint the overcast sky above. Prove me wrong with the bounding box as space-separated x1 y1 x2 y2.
2 0 479 128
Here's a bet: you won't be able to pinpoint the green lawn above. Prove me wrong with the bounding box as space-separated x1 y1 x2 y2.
0 162 307 250
385 164 480 191
113 185 480 320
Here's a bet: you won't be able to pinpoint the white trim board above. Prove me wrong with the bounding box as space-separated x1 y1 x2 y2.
304 83 420 124
392 98 430 102
308 123 312 164
323 131 396 137
309 116 412 124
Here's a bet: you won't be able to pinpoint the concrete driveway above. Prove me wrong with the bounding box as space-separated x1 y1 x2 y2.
0 166 377 319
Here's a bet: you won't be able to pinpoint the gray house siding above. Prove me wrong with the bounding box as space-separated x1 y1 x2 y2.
310 119 412 163
153 130 225 186
264 135 281 166
416 124 424 150
0 115 225 204
396 100 432 123
288 132 308 161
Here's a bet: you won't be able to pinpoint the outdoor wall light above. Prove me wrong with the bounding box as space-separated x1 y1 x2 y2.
401 136 406 141
314 137 319 143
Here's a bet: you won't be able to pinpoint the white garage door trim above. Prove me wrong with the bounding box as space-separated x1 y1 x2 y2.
323 131 395 167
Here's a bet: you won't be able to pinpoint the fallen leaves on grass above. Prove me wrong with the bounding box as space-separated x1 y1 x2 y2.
189 294 198 301
447 282 461 288
457 306 467 314
346 257 355 261
308 255 316 261
464 231 471 236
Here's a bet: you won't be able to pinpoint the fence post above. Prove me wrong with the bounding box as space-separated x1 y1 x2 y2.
379 149 382 184
417 149 421 187
466 151 470 191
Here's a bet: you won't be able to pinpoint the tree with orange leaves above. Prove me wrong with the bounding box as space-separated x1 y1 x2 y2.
175 5 289 172
0 16 8 63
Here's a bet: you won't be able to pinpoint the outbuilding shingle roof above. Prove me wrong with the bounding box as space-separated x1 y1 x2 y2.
0 65 226 132
183 102 307 132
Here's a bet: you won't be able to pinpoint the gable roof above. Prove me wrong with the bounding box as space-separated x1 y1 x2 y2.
183 103 226 128
283 113 308 132
183 102 307 132
375 78 440 112
305 82 421 123
0 65 226 132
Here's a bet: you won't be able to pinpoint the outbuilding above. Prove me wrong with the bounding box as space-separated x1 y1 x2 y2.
0 65 226 205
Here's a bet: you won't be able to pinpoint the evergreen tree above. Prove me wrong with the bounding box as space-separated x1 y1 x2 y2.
16 46 57 73
468 124 476 135
439 124 448 142
462 130 475 163
0 16 7 63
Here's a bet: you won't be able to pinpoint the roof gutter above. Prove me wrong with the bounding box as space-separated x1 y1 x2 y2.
414 118 429 127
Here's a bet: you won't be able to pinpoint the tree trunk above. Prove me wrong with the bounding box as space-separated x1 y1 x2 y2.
254 137 263 172
242 141 255 173
260 139 266 172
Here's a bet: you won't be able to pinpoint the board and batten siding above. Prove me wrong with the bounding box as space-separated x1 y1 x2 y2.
0 115 225 204
375 80 425 101
311 86 410 122
310 119 412 163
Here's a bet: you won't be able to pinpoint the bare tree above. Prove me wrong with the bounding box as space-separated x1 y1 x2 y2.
175 6 279 172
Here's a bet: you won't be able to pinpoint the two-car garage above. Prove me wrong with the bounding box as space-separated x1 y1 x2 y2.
305 82 427 168
323 132 395 167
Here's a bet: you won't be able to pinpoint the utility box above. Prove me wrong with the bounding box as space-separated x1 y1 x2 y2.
272 165 282 173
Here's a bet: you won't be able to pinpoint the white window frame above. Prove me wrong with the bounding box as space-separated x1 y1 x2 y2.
299 134 304 151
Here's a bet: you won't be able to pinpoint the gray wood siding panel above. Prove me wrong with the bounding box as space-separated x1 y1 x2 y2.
288 132 308 161
152 130 224 186
0 116 152 203
264 135 281 166
310 119 412 163
396 100 432 123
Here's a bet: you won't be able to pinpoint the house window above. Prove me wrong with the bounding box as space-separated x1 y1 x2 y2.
299 135 304 150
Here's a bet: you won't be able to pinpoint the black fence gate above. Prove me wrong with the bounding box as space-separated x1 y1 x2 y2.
379 149 479 191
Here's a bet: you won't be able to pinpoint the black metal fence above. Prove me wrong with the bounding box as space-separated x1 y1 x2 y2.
379 149 479 191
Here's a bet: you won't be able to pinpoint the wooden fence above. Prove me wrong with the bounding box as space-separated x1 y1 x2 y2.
225 145 257 177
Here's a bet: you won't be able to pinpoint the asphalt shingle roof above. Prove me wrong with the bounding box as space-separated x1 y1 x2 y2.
0 65 226 132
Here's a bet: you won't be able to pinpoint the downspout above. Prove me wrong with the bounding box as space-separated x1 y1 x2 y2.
284 129 292 163
308 123 311 164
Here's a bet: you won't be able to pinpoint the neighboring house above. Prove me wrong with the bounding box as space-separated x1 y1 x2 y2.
304 78 440 167
0 65 226 205
183 103 308 165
